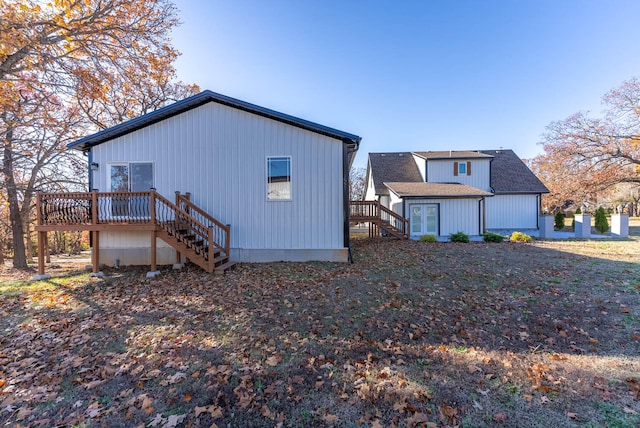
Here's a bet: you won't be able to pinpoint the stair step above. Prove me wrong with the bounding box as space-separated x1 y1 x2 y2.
214 260 236 275
213 254 228 266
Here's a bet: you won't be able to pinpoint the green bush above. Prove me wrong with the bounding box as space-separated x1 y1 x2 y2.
554 212 566 230
483 232 505 243
595 207 609 233
509 231 532 243
450 231 469 243
571 207 581 230
418 234 437 243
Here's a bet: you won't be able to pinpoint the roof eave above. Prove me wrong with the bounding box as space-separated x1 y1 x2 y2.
68 90 362 152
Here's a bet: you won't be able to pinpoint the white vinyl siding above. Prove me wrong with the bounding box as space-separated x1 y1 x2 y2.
412 153 426 181
486 194 540 229
427 159 491 191
364 171 377 200
92 101 345 254
403 198 483 237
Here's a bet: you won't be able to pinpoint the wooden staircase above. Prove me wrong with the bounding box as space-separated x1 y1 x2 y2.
350 200 410 239
153 192 235 274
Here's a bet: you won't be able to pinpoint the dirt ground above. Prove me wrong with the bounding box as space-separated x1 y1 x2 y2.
1 237 639 427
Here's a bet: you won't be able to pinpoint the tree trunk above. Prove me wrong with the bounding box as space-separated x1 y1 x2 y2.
2 132 28 269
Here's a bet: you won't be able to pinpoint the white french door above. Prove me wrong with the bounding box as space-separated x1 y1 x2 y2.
410 204 438 236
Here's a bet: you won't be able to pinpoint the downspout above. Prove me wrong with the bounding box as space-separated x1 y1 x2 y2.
402 198 406 236
86 149 93 248
87 149 93 192
480 197 486 234
478 199 482 235
343 141 359 263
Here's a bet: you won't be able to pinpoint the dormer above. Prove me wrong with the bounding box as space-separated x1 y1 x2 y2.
411 151 494 192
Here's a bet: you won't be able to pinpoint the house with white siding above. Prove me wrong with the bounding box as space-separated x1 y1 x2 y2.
59 90 361 267
362 150 548 239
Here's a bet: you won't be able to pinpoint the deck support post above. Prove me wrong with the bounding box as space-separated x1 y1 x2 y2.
150 230 157 272
37 231 46 275
91 230 100 273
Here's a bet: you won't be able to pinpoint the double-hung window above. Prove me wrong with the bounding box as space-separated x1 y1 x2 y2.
267 156 291 200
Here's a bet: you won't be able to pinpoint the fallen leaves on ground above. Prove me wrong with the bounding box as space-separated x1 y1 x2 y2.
1 238 640 426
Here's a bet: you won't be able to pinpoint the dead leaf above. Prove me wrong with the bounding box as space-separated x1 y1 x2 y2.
493 412 507 423
168 371 186 384
322 413 338 423
266 355 280 366
164 414 186 428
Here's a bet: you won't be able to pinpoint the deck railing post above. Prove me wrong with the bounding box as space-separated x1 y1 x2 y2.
91 189 98 224
36 192 42 226
185 192 191 216
174 191 182 264
225 224 231 259
149 189 156 225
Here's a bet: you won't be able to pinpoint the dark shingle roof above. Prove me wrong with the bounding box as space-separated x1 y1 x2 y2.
479 149 549 194
368 152 423 195
68 90 361 152
384 182 493 198
413 150 494 160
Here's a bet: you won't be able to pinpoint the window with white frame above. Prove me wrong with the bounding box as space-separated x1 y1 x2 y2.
267 156 291 200
108 162 154 216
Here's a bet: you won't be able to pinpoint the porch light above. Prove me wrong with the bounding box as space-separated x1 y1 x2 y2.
90 162 99 171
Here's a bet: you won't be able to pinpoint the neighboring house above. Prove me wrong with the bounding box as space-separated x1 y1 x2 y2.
363 150 548 238
65 90 361 265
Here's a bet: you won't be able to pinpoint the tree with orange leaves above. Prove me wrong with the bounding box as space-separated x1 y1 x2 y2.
531 78 640 212
1 0 198 268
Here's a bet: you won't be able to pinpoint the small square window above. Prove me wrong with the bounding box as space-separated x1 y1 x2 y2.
267 157 291 200
458 162 467 175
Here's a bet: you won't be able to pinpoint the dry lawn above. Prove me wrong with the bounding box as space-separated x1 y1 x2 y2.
1 236 639 427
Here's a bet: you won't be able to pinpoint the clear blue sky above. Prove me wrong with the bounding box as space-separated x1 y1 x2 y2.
171 0 640 169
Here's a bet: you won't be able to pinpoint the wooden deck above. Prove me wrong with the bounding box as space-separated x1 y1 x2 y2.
35 190 233 275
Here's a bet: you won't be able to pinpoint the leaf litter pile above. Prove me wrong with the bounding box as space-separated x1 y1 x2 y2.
1 237 639 427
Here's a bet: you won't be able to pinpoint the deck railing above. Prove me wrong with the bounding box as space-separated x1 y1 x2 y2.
175 192 231 258
37 191 158 227
349 200 410 238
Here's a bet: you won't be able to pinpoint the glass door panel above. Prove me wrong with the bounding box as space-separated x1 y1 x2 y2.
409 204 438 236
110 164 129 216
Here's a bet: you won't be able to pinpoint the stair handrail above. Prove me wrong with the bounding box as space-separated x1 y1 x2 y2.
175 191 230 257
379 204 410 236
152 191 218 255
